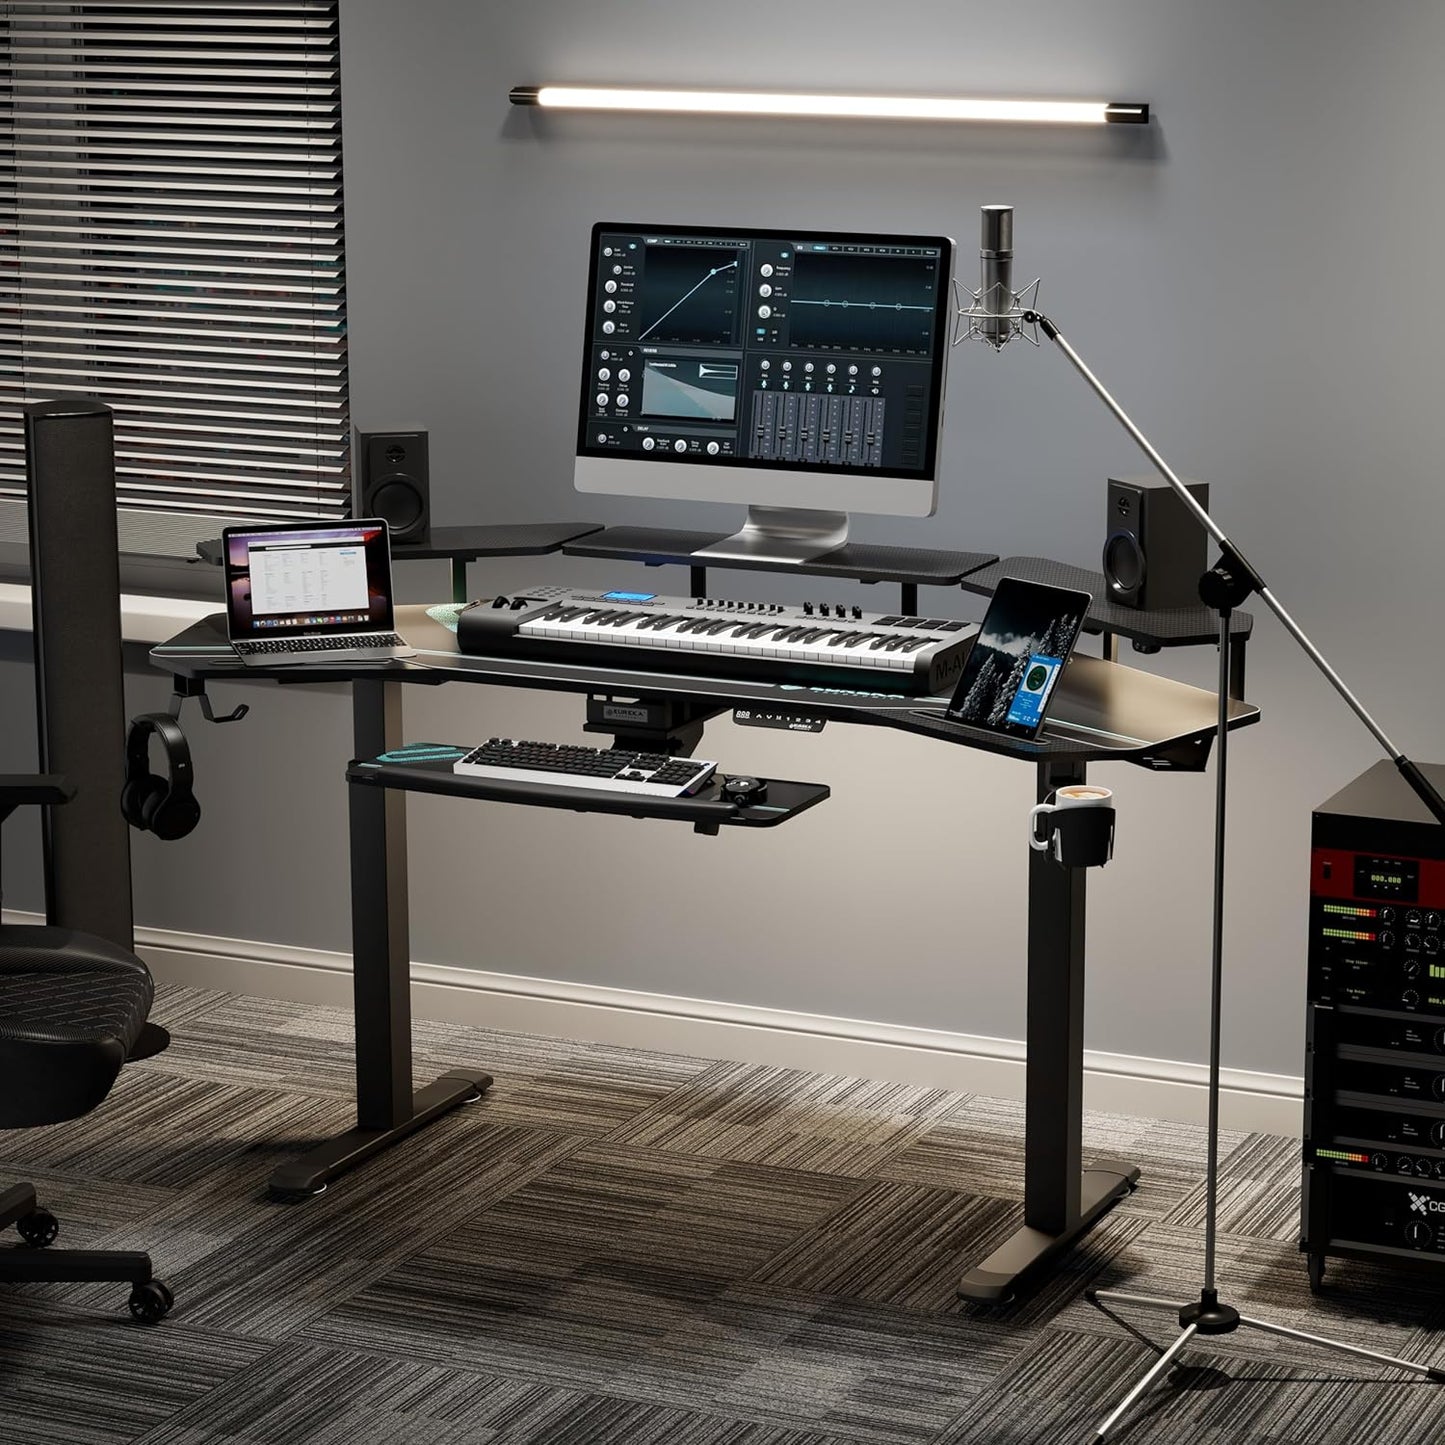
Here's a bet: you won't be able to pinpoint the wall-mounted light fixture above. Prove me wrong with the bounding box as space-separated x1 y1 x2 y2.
509 86 1149 126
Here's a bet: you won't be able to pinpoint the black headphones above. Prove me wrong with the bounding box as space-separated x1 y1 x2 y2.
122 713 200 841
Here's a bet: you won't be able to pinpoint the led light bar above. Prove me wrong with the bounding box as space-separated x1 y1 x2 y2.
509 86 1149 126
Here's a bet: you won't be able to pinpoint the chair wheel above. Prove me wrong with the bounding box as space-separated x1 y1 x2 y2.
16 1208 59 1248
128 1279 174 1323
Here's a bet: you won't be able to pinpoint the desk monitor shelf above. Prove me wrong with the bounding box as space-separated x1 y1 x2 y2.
389 521 602 561
197 522 604 605
962 556 1254 649
963 556 1256 703
394 523 603 604
563 525 997 616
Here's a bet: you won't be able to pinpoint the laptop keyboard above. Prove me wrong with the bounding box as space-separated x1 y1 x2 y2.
234 633 405 655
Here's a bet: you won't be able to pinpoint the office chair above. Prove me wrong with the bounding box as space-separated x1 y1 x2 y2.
0 774 174 1322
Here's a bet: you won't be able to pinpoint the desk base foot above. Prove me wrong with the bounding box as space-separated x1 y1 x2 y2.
268 1068 494 1199
957 1160 1140 1303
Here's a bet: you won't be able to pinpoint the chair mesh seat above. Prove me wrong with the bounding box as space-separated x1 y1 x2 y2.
0 927 152 1049
0 926 154 1126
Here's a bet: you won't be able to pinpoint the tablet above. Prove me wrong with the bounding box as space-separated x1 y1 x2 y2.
945 576 1092 739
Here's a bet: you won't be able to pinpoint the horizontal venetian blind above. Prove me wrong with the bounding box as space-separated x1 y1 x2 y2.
0 0 349 519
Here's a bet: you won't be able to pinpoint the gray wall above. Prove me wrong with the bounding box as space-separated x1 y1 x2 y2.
6 0 1445 1079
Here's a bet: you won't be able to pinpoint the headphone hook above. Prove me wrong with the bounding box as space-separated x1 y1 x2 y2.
168 678 248 725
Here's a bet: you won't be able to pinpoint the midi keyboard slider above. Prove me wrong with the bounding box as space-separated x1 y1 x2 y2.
457 585 979 695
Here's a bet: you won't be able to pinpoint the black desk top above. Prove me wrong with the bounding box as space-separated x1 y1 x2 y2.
151 603 1259 769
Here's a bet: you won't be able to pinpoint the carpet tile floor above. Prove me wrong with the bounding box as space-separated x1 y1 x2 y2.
2 984 1443 1444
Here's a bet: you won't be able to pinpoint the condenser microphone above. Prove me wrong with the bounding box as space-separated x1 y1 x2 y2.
954 203 1040 350
978 204 1014 349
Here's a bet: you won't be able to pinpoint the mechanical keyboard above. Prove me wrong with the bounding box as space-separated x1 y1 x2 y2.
456 585 977 695
453 738 719 797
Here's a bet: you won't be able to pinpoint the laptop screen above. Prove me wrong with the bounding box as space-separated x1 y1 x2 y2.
945 576 1091 739
222 520 396 640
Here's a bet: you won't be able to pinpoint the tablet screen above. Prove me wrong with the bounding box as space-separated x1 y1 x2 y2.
945 577 1092 739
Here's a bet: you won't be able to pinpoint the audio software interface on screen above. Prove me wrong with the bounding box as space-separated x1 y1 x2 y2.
574 222 954 563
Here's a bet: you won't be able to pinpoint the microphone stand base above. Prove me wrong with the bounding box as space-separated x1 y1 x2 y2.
1085 1286 1445 1439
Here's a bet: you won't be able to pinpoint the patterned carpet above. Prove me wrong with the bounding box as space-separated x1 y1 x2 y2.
2 985 1444 1444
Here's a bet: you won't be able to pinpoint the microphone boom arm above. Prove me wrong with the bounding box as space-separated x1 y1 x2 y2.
1022 307 1445 826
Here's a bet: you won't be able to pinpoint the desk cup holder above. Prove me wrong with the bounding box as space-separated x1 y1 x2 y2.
1029 791 1115 869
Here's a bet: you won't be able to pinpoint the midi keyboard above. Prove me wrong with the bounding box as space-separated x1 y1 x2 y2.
457 585 977 695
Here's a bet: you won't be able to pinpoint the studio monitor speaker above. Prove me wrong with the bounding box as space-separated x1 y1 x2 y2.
358 429 429 545
1103 475 1210 610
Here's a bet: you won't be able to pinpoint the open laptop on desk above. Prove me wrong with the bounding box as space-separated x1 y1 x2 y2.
221 519 415 665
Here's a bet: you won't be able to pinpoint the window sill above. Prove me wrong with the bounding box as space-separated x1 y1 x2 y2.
0 581 215 646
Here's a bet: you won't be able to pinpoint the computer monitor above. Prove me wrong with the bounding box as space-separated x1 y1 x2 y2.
574 222 954 564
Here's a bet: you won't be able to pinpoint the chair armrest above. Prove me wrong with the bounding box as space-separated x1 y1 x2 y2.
0 774 76 816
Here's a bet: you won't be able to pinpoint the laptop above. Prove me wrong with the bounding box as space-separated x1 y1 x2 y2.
944 576 1092 739
221 518 415 666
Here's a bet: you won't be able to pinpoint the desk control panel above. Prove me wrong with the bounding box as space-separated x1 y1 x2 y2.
457 585 977 695
1303 762 1445 1286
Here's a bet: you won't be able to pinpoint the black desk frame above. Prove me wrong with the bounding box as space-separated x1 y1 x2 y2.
152 596 1257 1302
267 677 493 1195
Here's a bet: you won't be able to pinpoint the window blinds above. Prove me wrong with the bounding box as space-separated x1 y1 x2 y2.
0 0 349 518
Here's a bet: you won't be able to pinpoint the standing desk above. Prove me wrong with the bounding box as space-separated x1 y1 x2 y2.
150 598 1258 1303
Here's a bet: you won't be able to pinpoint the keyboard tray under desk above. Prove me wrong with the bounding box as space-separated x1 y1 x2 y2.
348 754 830 832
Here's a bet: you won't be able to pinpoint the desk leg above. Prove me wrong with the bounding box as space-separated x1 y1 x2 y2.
956 759 1139 1301
268 678 494 1197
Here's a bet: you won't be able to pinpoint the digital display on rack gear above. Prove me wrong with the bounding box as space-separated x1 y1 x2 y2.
580 228 949 478
1354 856 1420 901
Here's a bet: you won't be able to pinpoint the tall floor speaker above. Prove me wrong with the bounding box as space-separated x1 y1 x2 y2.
24 399 134 949
1102 475 1210 610
357 429 430 545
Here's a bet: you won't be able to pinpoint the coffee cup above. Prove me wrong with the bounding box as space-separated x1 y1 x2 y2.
1029 785 1114 864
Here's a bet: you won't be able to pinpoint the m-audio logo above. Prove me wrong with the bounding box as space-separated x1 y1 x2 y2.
1409 1191 1445 1214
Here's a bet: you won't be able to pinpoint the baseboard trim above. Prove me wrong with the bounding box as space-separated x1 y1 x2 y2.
4 911 1304 1134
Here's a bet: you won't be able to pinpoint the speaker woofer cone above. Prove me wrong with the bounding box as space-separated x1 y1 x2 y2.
371 477 424 537
1103 531 1145 600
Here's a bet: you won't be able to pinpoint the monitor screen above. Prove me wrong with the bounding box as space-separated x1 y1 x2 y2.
574 222 953 560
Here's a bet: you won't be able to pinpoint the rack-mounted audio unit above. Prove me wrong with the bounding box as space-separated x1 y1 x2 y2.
1303 759 1445 1289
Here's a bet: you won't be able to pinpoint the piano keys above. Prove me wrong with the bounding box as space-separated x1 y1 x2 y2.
456 586 977 695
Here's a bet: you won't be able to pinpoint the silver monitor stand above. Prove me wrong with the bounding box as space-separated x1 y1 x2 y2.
692 505 850 565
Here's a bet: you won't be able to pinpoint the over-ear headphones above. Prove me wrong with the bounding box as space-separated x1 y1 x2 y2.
122 713 200 841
